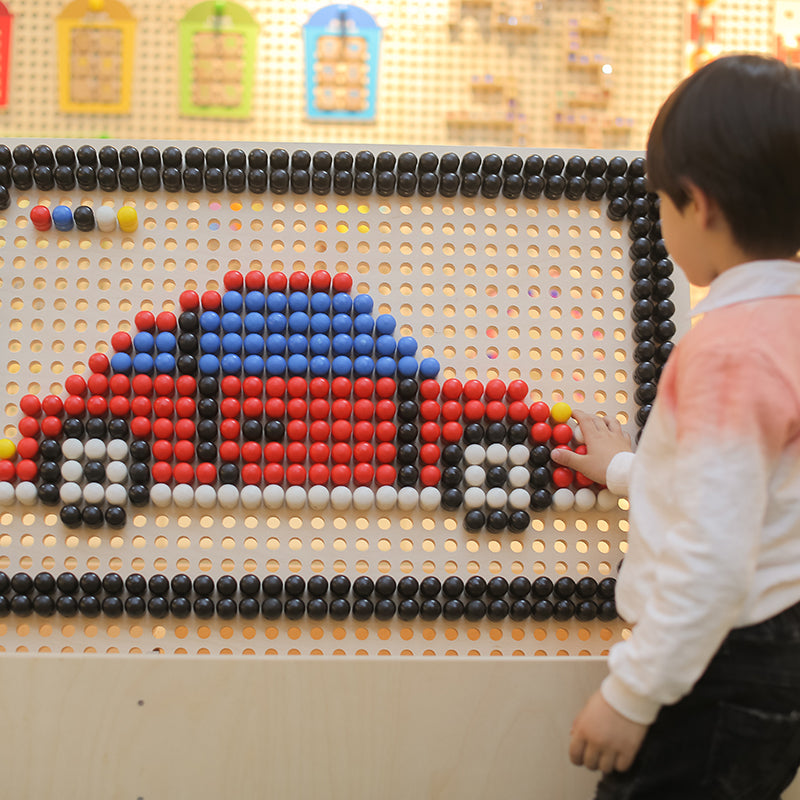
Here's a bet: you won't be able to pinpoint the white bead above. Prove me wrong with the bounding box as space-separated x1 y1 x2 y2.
485 443 508 466
330 486 352 510
106 460 128 483
508 488 531 509
464 444 486 466
552 487 575 511
486 486 507 509
508 444 529 466
106 439 129 460
15 481 38 505
375 485 397 510
172 484 195 508
571 419 585 444
352 486 374 511
61 438 84 460
263 484 285 509
0 482 15 506
58 481 82 505
194 485 217 508
84 438 106 460
217 484 240 509
574 487 597 511
82 482 105 504
240 485 263 509
596 488 619 512
396 486 419 510
96 205 117 232
61 460 83 482
307 485 330 510
105 484 128 506
419 486 440 511
285 486 307 509
508 465 530 488
150 483 172 508
464 465 486 487
463 486 486 509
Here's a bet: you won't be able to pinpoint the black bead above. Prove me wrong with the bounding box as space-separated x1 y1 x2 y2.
532 599 554 621
0 145 10 166
330 575 351 596
55 595 78 616
565 176 587 200
239 597 260 619
77 595 100 617
285 575 306 596
553 599 575 621
219 463 239 484
32 144 54 166
510 599 532 621
74 205 95 232
486 577 509 598
543 154 565 176
237 574 260 597
529 466 551 488
197 420 218 442
481 173 502 198
397 171 417 196
575 600 598 621
397 576 419 598
441 444 463 466
484 422 506 444
261 597 282 619
33 165 55 190
354 150 375 171
354 171 373 194
598 600 617 621
460 172 481 196
183 167 203 192
34 572 56 594
11 164 32 190
544 175 566 200
554 577 576 599
193 597 214 619
442 576 464 598
465 576 487 598
397 152 417 173
78 572 101 595
375 575 396 597
460 152 481 173
39 461 61 482
463 423 484 444
265 420 285 441
205 167 224 192
102 573 124 594
11 572 33 594
118 165 139 191
464 509 485 532
333 151 354 171
102 596 124 617
170 597 191 618
171 574 192 596
193 575 214 596
509 576 532 598
56 572 79 594
13 144 33 164
397 464 419 487
11 595 32 616
441 488 463 510
85 417 107 438
81 505 104 527
523 154 544 176
307 575 328 596
248 168 267 193
487 599 510 621
128 462 150 486
149 574 170 596
486 465 507 488
352 598 374 620
284 597 305 619
607 197 629 221
439 172 459 196
502 173 524 199
128 484 149 506
439 152 459 173
0 184 9 210
397 400 419 421
532 576 554 598
486 510 508 532
508 510 531 532
125 573 147 595
375 598 396 620
33 594 55 616
54 165 77 191
443 599 464 620
148 597 170 618
262 575 283 596
441 465 463 488
524 174 545 199
307 597 327 619
398 598 419 620
109 418 129 440
216 598 237 619
464 599 487 621
83 460 106 483
376 170 396 195
420 577 441 598
333 170 353 194
420 599 442 620
196 441 217 462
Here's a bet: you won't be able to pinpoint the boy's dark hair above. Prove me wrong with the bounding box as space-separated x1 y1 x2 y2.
647 54 800 258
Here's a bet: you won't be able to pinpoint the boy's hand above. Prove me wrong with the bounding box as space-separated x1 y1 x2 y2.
551 410 632 485
569 690 648 774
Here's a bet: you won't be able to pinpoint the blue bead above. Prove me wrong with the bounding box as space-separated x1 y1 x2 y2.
244 312 265 333
267 312 287 333
287 334 308 354
375 335 396 356
244 333 264 355
266 333 286 354
331 355 352 376
397 356 418 377
375 314 396 335
310 313 330 333
418 357 440 379
244 291 265 313
332 334 352 355
375 356 397 377
244 355 265 376
332 292 352 314
199 354 220 374
353 333 373 355
332 313 352 334
287 354 308 375
110 352 132 374
310 334 330 355
353 314 374 334
222 333 242 354
154 352 175 373
52 205 73 232
310 292 331 313
397 336 417 356
221 353 242 374
353 356 374 376
267 292 287 312
155 332 176 353
266 355 287 375
200 332 221 354
309 355 330 376
222 312 242 333
200 311 221 332
353 294 373 314
222 291 243 313
288 292 308 312
288 311 310 333
133 331 155 353
133 353 154 374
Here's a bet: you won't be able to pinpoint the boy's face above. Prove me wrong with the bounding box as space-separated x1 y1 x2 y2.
657 191 716 287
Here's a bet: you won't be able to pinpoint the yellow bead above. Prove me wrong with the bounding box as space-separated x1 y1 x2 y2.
117 206 138 232
0 438 16 460
88 0 105 11
550 401 572 423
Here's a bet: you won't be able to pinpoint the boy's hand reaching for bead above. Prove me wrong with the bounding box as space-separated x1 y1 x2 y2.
550 410 632 485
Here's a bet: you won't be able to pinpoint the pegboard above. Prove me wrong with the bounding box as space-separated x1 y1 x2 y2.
0 139 689 657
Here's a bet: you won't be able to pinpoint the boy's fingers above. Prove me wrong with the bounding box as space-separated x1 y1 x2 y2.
550 448 585 470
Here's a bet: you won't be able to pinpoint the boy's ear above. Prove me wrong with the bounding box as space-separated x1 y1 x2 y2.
683 181 720 230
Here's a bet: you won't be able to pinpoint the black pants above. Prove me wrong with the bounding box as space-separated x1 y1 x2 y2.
594 600 800 800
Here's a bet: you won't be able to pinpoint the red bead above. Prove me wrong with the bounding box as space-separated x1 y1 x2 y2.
506 380 528 401
17 437 39 459
267 272 288 292
288 271 310 292
485 400 506 422
17 416 40 437
552 423 574 445
331 377 351 398
331 420 351 440
420 465 441 486
109 374 130 395
353 421 373 441
353 377 374 398
241 441 262 462
265 398 285 418
420 400 440 421
30 205 52 231
375 421 396 441
286 420 307 440
264 442 284 462
131 396 152 416
153 418 173 440
109 396 130 417
0 460 15 481
419 379 440 400
16 459 38 481
89 353 110 374
152 462 172 484
243 376 263 397
376 442 396 462
154 375 174 396
196 463 216 484
264 462 284 484
462 400 484 421
245 270 265 291
331 442 351 463
507 401 529 422
87 396 107 417
353 462 374 485
64 396 85 416
223 270 244 291
266 376 286 397
331 399 351 419
287 398 307 418
331 272 353 293
286 442 306 463
286 463 306 485
420 443 440 464
154 397 174 417
173 462 194 484
19 394 42 417
87 373 109 396
441 378 462 400
308 463 329 484
310 270 331 292
176 397 196 418
242 463 262 484
64 375 88 397
179 290 200 310
175 420 195 440
152 440 173 461
243 397 263 418
353 441 373 462
134 310 156 331
529 401 550 423
375 464 396 486
221 398 240 418
41 395 64 416
463 379 483 400
132 374 153 396
175 377 196 397
375 400 395 420
309 378 329 398
110 331 132 353
331 464 351 485
221 376 241 397
354 399 374 420
156 311 177 332
375 377 396 398
309 442 329 463
484 379 506 400
441 401 461 421
130 417 152 438
420 422 440 442
309 398 329 419
552 466 574 489
219 441 240 462
530 422 552 443
201 290 221 311
174 440 194 461
442 421 463 442
576 471 594 489
309 420 330 441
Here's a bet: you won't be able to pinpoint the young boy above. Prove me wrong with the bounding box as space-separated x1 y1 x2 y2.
552 54 800 797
